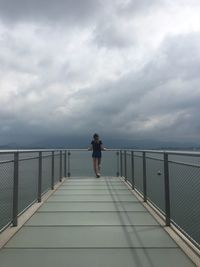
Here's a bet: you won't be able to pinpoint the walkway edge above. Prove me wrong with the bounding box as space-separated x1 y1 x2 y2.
121 178 200 267
0 178 66 249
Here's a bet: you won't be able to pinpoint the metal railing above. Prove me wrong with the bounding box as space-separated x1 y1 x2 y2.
0 149 68 231
0 148 200 251
0 149 119 232
120 149 200 250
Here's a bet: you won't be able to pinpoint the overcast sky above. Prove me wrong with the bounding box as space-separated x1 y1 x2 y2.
0 0 200 147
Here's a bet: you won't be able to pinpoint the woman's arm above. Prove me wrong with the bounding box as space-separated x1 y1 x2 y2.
88 145 92 151
101 144 107 151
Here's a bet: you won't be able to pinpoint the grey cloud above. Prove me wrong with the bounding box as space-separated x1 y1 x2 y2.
1 1 200 148
92 0 164 49
93 21 136 48
134 33 200 85
0 32 41 74
0 0 102 24
79 33 200 142
0 0 168 32
115 0 164 16
2 32 200 145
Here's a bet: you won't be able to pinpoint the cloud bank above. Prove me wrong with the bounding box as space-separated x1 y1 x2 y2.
0 0 200 147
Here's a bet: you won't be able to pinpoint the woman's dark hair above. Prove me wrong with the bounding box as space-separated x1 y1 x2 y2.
93 133 99 139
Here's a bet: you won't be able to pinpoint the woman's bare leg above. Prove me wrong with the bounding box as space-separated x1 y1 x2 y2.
93 158 98 176
97 158 101 174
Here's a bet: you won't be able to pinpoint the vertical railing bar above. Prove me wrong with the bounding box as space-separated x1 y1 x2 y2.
64 150 67 177
51 151 54 190
143 151 147 202
62 150 64 177
116 151 119 177
120 150 123 177
124 150 127 181
59 150 62 182
164 152 171 226
68 151 71 177
12 152 19 227
38 151 42 203
131 151 135 189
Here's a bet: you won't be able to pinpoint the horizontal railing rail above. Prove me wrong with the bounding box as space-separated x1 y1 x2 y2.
0 148 199 251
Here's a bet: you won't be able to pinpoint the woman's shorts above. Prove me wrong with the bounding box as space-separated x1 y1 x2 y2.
92 151 102 158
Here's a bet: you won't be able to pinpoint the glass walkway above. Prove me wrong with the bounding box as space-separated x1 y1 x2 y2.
0 176 197 267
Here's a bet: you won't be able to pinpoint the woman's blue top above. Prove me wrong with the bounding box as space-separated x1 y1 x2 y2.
91 140 102 158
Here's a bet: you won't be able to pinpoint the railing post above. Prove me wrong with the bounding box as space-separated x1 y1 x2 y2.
59 150 62 182
116 151 119 177
64 150 67 177
120 150 123 177
38 151 42 203
68 151 71 177
164 152 171 226
124 150 127 181
51 151 54 190
143 152 147 202
12 152 19 227
131 151 134 189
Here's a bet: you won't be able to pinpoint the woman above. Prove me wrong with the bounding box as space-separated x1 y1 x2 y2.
88 133 106 178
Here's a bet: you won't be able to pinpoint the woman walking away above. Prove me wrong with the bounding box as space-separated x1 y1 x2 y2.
88 133 106 178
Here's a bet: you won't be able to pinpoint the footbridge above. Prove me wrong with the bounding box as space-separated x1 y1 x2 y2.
0 149 199 266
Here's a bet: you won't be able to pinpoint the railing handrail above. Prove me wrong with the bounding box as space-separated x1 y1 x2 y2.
123 149 200 157
0 149 68 154
1 148 200 156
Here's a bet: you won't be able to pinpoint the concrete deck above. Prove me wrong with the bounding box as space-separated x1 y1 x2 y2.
0 177 197 266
